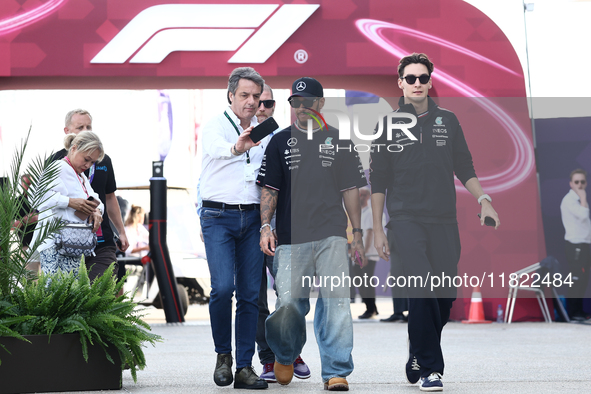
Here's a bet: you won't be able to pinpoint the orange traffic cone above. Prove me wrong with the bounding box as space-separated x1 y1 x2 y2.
461 286 492 324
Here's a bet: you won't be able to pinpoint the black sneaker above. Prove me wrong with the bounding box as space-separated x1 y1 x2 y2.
358 309 378 319
419 372 443 392
214 353 233 386
380 313 407 323
405 339 420 384
234 366 269 389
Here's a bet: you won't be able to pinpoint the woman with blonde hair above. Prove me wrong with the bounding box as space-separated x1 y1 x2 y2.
33 131 105 275
125 205 149 258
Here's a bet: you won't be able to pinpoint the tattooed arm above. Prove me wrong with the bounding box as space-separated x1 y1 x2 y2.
343 188 366 267
260 186 279 256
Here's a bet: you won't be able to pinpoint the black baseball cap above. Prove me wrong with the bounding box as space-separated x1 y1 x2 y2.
288 77 323 100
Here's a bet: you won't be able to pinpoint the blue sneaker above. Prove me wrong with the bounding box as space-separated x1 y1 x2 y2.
260 362 276 383
419 372 443 392
405 339 421 384
293 356 311 379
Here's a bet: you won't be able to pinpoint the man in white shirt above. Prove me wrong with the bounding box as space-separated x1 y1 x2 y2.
560 168 591 321
200 67 269 390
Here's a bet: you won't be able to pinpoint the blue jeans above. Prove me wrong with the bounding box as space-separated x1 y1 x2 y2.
265 236 353 382
201 208 264 368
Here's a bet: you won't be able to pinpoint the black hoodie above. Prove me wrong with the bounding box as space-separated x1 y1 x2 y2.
369 96 476 225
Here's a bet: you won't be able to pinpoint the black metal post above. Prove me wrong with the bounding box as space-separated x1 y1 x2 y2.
149 161 185 322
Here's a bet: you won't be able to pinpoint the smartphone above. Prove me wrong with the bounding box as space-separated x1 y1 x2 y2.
477 213 496 227
250 117 279 143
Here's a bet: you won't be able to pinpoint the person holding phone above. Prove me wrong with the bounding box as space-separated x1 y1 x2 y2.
51 109 129 281
258 77 366 391
34 131 104 275
370 53 499 391
200 67 271 390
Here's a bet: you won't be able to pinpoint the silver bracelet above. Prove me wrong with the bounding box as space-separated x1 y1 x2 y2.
260 223 272 233
233 144 244 155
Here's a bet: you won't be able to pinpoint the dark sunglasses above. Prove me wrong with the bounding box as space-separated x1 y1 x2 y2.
258 99 275 109
288 97 319 108
401 74 431 84
574 180 587 185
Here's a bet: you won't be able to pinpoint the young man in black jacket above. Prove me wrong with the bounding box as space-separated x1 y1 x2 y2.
370 53 500 392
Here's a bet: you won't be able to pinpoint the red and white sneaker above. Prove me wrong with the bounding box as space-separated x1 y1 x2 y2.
293 356 311 379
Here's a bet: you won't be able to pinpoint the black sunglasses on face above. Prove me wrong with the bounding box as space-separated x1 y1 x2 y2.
289 97 319 108
258 99 275 109
402 74 431 84
574 180 587 185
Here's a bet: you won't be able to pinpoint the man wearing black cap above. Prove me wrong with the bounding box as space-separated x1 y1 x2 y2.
254 84 312 383
257 77 367 391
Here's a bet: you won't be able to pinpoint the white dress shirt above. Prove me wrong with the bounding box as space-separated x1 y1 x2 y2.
560 189 591 244
32 159 104 252
200 107 270 204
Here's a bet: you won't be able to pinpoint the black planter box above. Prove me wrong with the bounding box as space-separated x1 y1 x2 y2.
0 334 122 394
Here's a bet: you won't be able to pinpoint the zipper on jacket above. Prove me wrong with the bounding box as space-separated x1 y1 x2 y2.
420 126 423 144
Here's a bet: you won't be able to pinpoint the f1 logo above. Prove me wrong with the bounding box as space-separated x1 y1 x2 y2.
91 4 319 64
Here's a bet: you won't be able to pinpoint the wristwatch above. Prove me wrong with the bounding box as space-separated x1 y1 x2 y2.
478 194 492 205
352 228 363 236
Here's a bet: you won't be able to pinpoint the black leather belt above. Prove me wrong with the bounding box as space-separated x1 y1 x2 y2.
202 201 260 211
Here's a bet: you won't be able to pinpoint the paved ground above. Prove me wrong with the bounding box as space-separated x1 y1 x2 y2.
43 295 591 393
121 321 591 394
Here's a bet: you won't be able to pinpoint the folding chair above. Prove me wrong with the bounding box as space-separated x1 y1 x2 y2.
505 263 551 323
504 257 570 324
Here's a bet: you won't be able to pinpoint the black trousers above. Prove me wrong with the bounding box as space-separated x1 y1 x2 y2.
389 221 461 377
350 258 378 312
87 245 119 281
388 230 409 315
565 241 591 318
255 253 276 365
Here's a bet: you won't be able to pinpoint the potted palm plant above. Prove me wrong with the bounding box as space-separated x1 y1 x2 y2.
0 131 161 394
